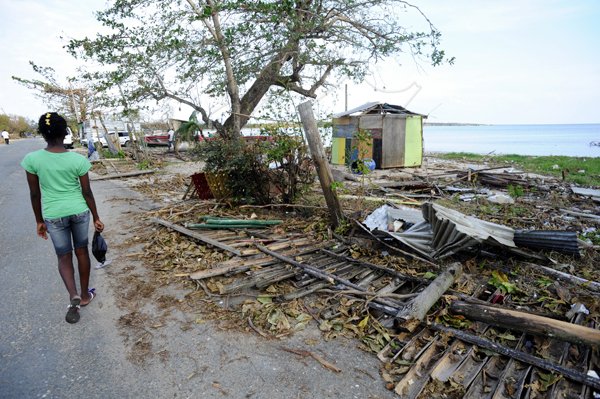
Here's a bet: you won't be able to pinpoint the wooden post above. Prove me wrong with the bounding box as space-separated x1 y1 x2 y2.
449 300 600 348
297 101 344 228
396 262 463 332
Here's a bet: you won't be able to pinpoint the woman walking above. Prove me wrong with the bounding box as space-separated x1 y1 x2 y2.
21 112 104 324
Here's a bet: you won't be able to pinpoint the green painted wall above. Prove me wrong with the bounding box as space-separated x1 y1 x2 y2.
404 116 423 167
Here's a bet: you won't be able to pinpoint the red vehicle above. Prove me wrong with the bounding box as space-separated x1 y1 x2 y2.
144 131 207 146
143 132 169 146
143 131 272 146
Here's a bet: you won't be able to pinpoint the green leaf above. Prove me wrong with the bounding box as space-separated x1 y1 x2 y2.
423 271 437 279
257 295 273 304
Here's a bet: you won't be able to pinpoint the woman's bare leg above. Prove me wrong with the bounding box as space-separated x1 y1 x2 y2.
57 252 78 299
74 246 92 305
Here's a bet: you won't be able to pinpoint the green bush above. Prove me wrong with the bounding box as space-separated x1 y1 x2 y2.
193 138 271 204
192 130 314 205
262 126 314 203
100 149 125 159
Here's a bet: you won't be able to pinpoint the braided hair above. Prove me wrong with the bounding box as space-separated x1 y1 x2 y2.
38 112 68 142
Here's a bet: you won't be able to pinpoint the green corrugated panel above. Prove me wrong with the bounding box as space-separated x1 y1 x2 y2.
331 137 346 165
404 116 423 167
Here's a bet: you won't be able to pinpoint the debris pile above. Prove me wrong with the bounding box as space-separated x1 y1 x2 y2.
116 155 600 398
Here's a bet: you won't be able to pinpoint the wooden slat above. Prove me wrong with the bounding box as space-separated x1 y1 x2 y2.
150 217 241 256
429 324 600 391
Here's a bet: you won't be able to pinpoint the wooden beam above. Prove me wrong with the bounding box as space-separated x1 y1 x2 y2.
429 323 600 391
297 101 344 228
449 300 600 348
523 262 600 292
92 169 157 181
149 217 241 256
396 263 462 332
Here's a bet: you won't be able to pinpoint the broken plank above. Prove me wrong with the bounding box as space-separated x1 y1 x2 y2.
149 217 241 256
448 345 488 388
92 169 157 181
239 237 315 256
339 194 420 206
429 340 471 383
319 249 428 284
429 323 600 390
560 208 600 221
462 354 507 399
449 301 600 348
490 358 530 399
523 262 600 292
489 333 531 399
394 337 442 398
190 263 252 280
255 244 402 312
220 264 290 294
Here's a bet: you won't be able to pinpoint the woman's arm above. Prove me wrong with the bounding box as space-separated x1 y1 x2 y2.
25 171 47 239
79 173 104 232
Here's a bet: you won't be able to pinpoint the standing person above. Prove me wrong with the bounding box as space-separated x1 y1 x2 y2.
167 128 175 152
2 129 9 144
21 112 105 324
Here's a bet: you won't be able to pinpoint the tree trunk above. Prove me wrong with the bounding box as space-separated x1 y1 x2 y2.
449 301 600 347
297 101 344 229
96 112 118 155
395 262 462 332
222 42 298 139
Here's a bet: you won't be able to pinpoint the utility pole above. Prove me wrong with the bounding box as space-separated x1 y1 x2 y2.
297 101 344 229
344 84 348 111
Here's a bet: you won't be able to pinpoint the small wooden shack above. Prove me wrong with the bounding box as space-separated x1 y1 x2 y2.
331 102 426 169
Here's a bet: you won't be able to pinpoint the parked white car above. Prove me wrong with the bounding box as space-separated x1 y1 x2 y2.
82 131 135 148
63 127 74 149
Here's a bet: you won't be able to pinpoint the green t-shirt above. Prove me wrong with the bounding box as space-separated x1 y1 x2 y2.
21 150 92 219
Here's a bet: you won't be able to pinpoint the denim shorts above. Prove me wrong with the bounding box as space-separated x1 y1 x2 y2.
45 210 90 255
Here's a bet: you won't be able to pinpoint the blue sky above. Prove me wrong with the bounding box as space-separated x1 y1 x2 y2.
0 0 598 124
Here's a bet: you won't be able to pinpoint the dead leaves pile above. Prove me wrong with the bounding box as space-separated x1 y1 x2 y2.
131 174 189 202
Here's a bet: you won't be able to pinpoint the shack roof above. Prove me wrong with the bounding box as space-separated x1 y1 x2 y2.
333 102 427 118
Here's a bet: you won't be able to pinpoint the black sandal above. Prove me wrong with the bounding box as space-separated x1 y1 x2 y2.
66 297 81 324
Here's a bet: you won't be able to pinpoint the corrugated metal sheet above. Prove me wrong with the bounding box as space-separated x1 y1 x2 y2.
333 102 427 118
514 230 580 256
378 203 579 260
388 203 516 260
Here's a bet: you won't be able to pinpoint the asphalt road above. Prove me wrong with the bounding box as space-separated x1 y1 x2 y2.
0 139 168 398
0 139 396 399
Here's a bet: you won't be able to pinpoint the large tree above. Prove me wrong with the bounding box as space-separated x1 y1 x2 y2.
12 62 91 124
69 0 451 139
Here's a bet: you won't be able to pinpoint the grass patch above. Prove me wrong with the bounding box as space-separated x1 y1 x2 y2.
437 152 600 186
100 149 126 159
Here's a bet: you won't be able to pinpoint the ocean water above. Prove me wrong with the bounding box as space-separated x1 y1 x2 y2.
423 124 600 157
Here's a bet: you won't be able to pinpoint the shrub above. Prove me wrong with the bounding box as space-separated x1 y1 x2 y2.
262 126 314 203
193 137 271 204
192 129 314 205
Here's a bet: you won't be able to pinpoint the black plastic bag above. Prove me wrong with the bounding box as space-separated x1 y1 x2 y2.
92 231 108 263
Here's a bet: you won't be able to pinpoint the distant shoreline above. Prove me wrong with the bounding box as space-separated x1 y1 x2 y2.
424 122 486 126
424 122 599 127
